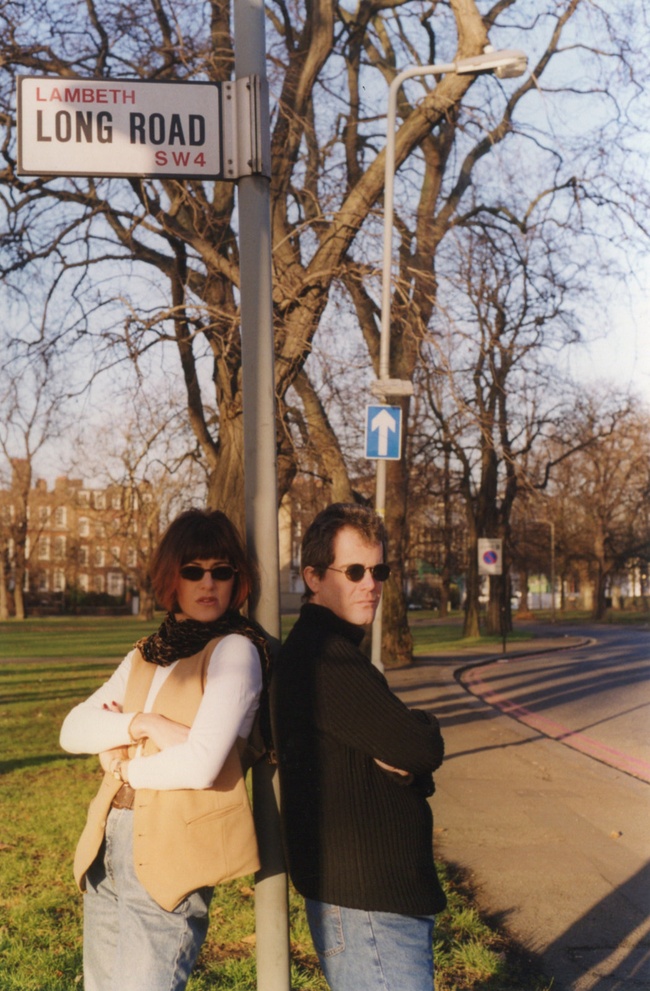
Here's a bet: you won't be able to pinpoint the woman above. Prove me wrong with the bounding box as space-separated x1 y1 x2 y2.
60 508 270 991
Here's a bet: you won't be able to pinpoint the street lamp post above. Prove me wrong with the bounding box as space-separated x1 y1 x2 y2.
371 48 528 670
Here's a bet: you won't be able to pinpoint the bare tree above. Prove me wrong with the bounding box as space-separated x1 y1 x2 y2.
1 0 648 657
540 394 650 619
71 388 211 619
0 354 72 618
415 215 584 635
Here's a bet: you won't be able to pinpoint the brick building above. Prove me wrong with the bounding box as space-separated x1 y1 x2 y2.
0 459 155 614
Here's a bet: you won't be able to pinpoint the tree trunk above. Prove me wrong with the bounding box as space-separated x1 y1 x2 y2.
138 583 156 622
463 540 481 638
204 414 247 532
13 539 27 620
381 443 413 667
0 556 8 620
594 563 608 620
14 575 25 620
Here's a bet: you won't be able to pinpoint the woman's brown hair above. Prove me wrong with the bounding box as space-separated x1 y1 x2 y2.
150 509 255 614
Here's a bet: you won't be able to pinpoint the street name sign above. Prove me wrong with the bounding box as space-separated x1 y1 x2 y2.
365 405 402 460
17 75 269 180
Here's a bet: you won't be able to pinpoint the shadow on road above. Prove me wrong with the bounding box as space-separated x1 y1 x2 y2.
542 859 650 991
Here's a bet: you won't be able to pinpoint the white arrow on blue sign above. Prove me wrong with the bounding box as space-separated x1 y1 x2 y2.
365 405 402 460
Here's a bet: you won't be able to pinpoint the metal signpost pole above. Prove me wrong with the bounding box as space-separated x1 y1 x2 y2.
370 48 527 670
234 3 290 990
16 12 299 984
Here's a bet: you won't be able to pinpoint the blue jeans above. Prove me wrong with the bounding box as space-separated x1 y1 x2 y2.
83 808 212 991
305 898 436 991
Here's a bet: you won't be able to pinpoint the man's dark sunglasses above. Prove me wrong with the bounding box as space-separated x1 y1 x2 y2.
179 565 238 582
327 563 391 583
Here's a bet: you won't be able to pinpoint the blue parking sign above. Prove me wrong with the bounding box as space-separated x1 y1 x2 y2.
365 405 402 460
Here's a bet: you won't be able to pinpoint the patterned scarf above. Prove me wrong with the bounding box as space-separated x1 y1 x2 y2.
135 610 271 673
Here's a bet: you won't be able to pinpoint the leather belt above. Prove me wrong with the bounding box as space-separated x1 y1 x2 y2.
111 784 136 810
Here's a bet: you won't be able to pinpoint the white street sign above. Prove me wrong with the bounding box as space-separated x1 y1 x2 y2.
365 405 402 460
17 76 222 178
478 538 503 576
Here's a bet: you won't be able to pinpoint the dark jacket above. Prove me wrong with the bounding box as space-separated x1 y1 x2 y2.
270 603 447 915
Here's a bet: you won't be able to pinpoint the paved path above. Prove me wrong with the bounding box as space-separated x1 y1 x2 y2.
387 636 650 991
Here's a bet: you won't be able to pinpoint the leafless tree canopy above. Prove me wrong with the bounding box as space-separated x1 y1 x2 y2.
1 0 648 648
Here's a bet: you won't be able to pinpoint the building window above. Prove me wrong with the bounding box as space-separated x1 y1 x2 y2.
111 545 121 565
38 506 50 524
93 575 105 594
127 547 137 568
107 572 124 597
112 494 122 510
38 571 49 592
79 546 89 566
54 536 66 560
38 537 50 561
79 573 89 593
53 569 65 592
94 547 105 568
79 517 90 538
94 492 106 510
54 506 67 528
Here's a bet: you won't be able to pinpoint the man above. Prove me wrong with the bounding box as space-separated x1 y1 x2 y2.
271 503 446 991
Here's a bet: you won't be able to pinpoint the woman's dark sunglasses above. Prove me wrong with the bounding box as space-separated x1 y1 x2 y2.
327 563 391 583
179 565 238 582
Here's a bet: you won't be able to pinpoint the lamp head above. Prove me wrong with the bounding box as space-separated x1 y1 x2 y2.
456 48 528 79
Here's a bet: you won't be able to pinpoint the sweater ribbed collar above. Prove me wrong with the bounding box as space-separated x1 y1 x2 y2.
299 602 367 647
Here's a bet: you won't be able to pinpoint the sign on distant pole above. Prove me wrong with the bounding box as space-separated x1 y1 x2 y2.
364 404 402 460
478 538 503 576
17 74 269 180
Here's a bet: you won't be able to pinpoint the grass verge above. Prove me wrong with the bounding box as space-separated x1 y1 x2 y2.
0 620 558 990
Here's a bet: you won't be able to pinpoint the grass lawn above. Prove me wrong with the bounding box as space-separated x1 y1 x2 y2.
0 614 561 990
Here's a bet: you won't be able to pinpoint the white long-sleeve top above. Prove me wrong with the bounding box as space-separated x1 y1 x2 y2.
59 634 262 791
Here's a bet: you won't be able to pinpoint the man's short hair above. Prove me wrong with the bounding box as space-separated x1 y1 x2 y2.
301 503 388 599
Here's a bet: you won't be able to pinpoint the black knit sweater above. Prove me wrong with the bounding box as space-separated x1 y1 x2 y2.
270 603 447 916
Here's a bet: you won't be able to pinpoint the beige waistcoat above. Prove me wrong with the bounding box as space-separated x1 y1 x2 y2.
73 639 260 911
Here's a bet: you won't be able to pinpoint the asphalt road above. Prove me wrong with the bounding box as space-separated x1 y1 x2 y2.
461 625 650 784
387 625 650 991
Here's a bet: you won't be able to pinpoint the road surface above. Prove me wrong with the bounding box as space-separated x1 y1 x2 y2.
387 626 650 991
461 625 650 783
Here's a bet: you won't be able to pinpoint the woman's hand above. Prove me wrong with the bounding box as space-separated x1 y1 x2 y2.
102 700 122 713
99 746 127 774
128 712 190 751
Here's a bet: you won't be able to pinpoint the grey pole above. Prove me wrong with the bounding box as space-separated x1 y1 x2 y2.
234 3 291 990
370 49 527 670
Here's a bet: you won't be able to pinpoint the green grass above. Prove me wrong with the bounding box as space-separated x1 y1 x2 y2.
0 619 560 990
0 614 160 661
3 603 648 663
410 622 532 656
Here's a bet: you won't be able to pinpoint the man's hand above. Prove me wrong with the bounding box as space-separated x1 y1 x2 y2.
374 758 414 785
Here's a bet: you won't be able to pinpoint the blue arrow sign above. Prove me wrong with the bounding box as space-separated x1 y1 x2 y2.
365 405 402 460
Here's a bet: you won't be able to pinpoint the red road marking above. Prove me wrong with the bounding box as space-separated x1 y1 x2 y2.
463 663 650 784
